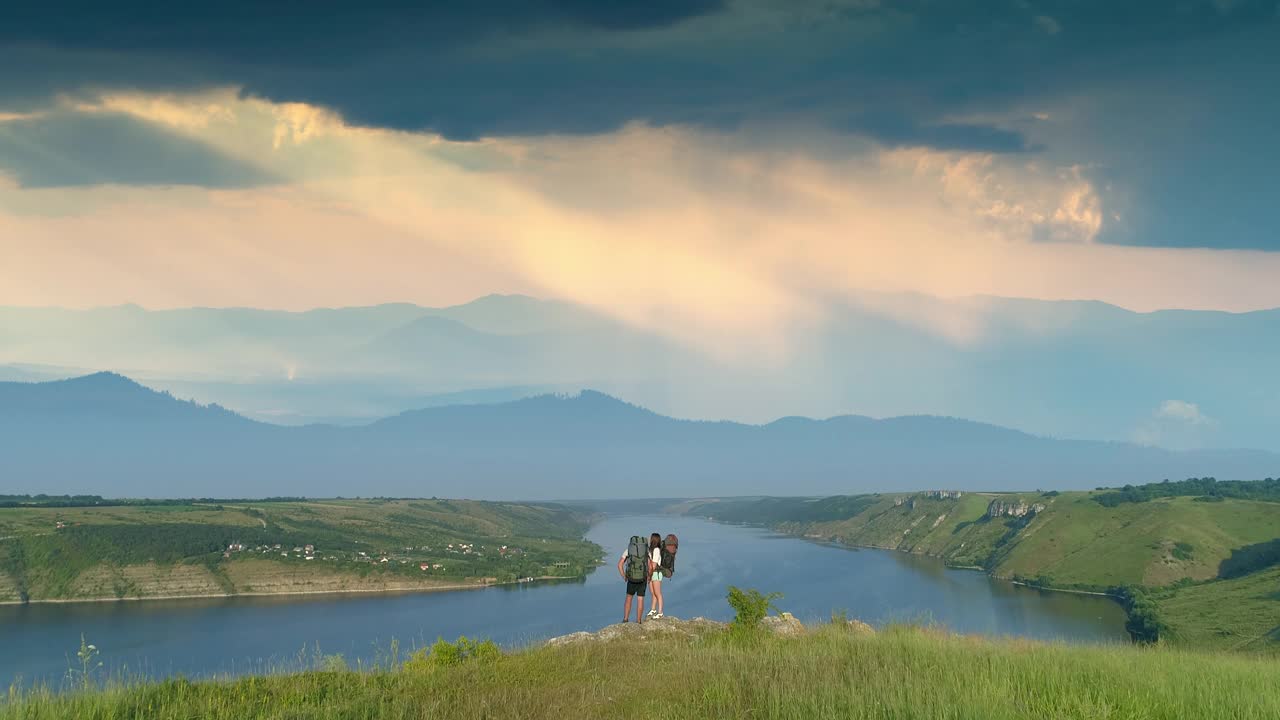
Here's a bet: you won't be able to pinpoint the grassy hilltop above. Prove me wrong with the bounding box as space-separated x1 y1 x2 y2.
684 479 1280 652
5 620 1277 719
0 498 602 603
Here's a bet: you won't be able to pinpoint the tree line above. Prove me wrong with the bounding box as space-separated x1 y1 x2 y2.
687 495 881 526
1092 477 1280 507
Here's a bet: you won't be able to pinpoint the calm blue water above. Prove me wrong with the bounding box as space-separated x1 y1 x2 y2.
0 515 1127 688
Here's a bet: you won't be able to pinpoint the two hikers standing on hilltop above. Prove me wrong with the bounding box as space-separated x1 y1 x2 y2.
617 532 678 623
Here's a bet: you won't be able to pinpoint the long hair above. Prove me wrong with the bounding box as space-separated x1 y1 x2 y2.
649 533 662 551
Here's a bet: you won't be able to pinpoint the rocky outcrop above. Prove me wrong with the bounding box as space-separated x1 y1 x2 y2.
543 613 876 647
845 619 875 634
986 499 1046 519
544 616 727 647
898 490 963 509
760 612 805 636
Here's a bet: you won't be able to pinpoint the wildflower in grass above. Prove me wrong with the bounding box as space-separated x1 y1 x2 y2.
68 634 103 691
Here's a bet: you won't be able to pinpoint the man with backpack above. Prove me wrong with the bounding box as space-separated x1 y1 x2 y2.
617 534 653 623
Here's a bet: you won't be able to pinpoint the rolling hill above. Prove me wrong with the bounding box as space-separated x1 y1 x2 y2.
686 490 1280 588
1 373 1276 500
683 484 1280 651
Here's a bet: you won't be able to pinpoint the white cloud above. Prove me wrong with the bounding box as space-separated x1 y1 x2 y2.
75 92 237 130
1155 399 1215 426
1134 400 1219 449
0 111 46 123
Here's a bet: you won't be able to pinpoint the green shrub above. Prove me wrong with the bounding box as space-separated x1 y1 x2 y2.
726 586 782 630
405 636 500 671
1117 586 1165 644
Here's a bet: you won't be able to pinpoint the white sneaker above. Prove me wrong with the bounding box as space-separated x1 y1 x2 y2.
646 608 657 617
654 613 664 619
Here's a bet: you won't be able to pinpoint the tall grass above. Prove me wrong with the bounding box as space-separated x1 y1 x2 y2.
4 623 1275 719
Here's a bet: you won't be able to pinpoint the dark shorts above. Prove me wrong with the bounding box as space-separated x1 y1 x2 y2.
626 580 647 596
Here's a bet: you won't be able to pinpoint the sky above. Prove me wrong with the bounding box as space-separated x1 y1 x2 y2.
3 0 1280 353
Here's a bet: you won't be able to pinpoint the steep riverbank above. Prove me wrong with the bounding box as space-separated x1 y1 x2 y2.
0 579 495 606
0 498 602 604
804 530 1125 599
681 488 1280 651
0 571 589 607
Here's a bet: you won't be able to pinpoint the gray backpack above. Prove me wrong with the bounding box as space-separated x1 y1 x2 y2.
625 535 649 582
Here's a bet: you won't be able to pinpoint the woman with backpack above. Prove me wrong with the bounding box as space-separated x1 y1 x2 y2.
646 532 679 619
645 532 665 619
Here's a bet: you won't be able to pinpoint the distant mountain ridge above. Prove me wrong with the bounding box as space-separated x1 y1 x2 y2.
1 373 1275 500
2 293 1278 452
0 372 248 423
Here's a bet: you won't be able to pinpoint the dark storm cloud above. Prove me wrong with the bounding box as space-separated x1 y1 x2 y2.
0 0 1198 138
1 0 1269 141
2 0 1278 248
0 1 729 121
837 113 1040 153
0 1 727 48
0 113 278 188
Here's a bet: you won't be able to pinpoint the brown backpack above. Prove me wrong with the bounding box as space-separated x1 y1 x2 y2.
659 534 678 578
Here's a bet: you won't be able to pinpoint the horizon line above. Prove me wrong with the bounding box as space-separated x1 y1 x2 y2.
1 291 1279 317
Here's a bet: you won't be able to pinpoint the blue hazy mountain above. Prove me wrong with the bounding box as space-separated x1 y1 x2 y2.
1 293 1277 450
1 373 1274 500
0 371 246 423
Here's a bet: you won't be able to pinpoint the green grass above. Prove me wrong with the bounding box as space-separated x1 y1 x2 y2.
690 491 1280 592
5 624 1277 719
993 495 1280 588
1156 566 1280 653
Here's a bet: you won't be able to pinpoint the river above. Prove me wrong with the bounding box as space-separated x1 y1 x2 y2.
0 514 1128 689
